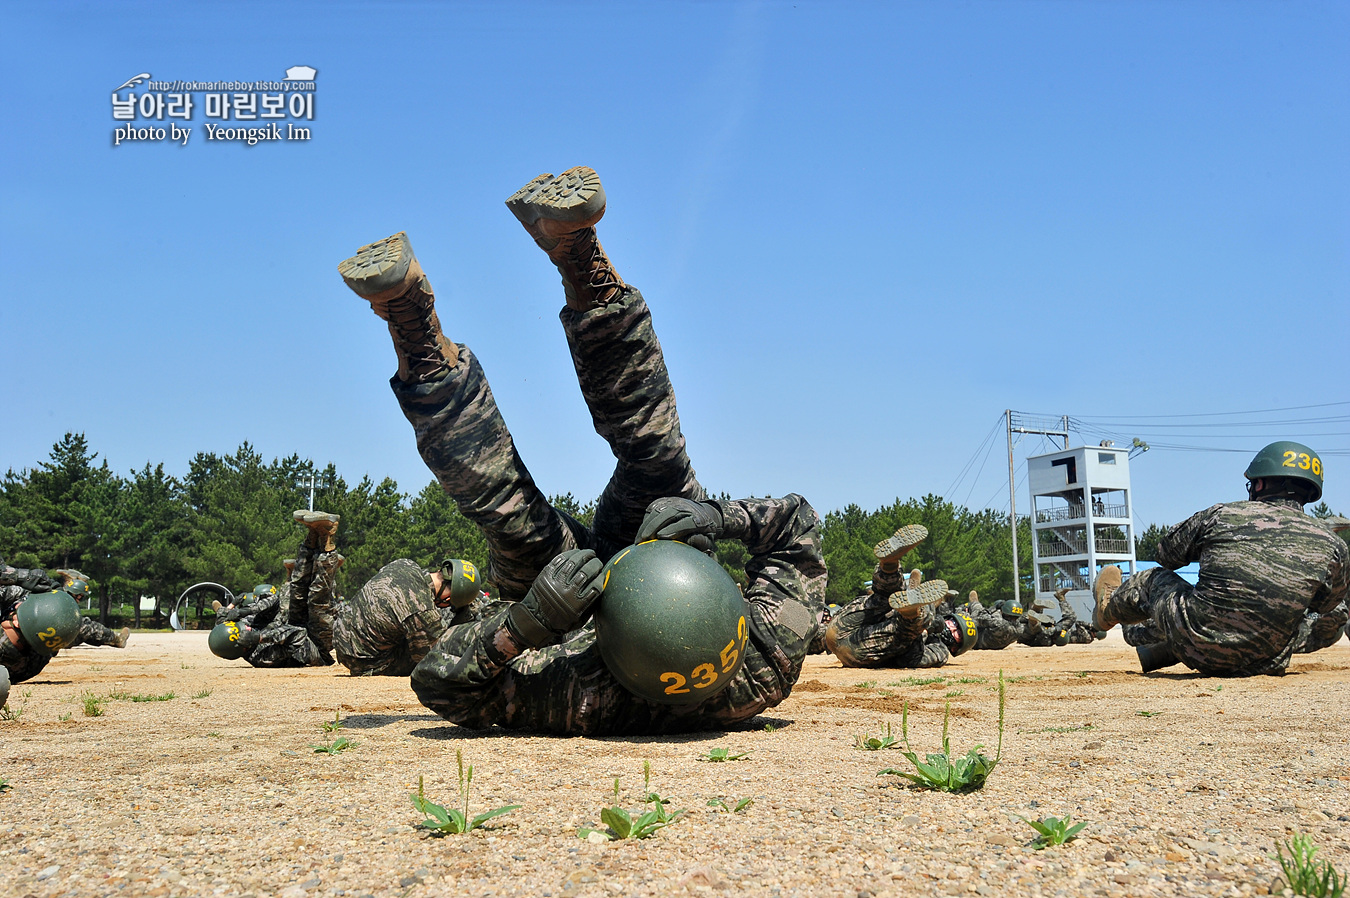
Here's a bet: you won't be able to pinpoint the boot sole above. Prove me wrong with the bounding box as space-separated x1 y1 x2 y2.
504 167 606 227
1092 565 1123 630
338 232 414 297
873 524 929 563
889 579 950 611
294 510 340 525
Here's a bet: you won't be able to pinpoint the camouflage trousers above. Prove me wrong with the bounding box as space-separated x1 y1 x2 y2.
392 288 705 600
70 617 121 648
826 568 948 669
287 543 341 658
1111 567 1308 676
246 623 330 668
1125 600 1349 655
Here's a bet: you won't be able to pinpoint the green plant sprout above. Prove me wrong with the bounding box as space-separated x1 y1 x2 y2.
1136 710 1161 718
707 796 754 813
578 762 684 841
107 690 175 702
81 692 106 717
1019 814 1087 849
310 736 356 755
878 670 1005 793
698 748 750 762
192 689 212 699
411 751 521 836
944 689 965 698
58 712 72 722
1274 834 1345 898
321 711 344 732
854 722 901 751
853 680 877 689
1 689 32 721
763 722 779 733
0 778 10 792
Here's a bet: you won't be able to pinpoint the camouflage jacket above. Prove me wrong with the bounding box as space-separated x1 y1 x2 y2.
0 559 54 592
411 494 827 735
216 592 325 668
1156 498 1350 674
333 559 483 677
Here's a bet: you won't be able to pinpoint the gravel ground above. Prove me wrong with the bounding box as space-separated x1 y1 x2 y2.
2 631 1347 898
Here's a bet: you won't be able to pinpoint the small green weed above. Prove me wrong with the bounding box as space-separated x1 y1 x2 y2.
58 712 72 722
878 670 1005 793
81 693 106 717
321 711 343 732
1029 723 1095 734
192 689 212 699
945 689 965 698
955 676 987 685
578 762 684 841
108 690 175 703
1136 710 1161 718
180 662 195 669
1074 671 1090 679
854 722 901 751
853 680 877 689
707 796 754 813
762 722 779 733
1215 684 1223 692
411 751 520 836
1274 834 1345 898
889 675 946 687
88 665 104 672
311 736 356 755
1019 814 1087 849
0 778 9 792
205 732 222 738
698 748 750 763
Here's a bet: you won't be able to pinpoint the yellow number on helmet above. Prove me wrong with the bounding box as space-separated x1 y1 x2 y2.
690 663 718 689
1298 453 1311 470
1312 457 1322 476
461 561 476 582
1282 450 1298 467
660 672 689 694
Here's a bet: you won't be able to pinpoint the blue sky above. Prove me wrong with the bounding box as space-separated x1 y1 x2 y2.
3 0 1347 533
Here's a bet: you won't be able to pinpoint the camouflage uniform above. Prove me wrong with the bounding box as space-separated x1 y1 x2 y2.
1108 498 1349 676
0 586 50 684
392 288 704 602
0 559 53 592
70 617 122 648
332 558 483 677
215 591 327 668
286 541 342 660
412 494 826 735
825 566 948 669
967 603 1023 651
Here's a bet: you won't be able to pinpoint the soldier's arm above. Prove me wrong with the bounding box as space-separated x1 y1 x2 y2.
246 592 282 630
708 493 827 616
401 604 448 666
410 604 530 727
1154 505 1219 570
0 562 55 592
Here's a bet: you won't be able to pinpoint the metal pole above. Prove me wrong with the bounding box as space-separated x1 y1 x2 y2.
1007 410 1020 605
309 471 316 512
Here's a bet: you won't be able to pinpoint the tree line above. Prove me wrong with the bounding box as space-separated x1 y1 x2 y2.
16 433 1339 627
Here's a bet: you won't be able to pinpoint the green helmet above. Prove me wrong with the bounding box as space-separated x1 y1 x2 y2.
1053 628 1070 646
939 611 978 656
594 540 748 706
253 584 277 598
65 579 89 602
16 590 82 654
208 621 260 660
1244 441 1323 502
0 663 11 710
998 600 1023 620
437 559 482 609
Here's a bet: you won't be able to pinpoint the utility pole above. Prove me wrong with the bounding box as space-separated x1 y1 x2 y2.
1006 411 1071 605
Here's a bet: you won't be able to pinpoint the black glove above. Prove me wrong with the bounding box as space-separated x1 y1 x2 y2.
21 569 54 592
507 549 605 648
635 498 723 552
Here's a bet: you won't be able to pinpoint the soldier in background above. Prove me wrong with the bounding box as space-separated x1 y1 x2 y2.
965 593 1025 651
1 588 82 686
1094 441 1348 675
826 526 975 669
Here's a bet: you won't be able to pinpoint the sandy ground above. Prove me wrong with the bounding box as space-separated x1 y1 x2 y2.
2 631 1348 898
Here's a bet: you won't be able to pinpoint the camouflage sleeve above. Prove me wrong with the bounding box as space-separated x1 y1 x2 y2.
411 603 532 725
709 493 828 617
0 561 53 592
402 605 450 666
1310 539 1350 617
1155 505 1221 571
235 593 281 630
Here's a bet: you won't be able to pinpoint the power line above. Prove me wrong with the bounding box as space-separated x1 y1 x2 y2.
1072 400 1350 420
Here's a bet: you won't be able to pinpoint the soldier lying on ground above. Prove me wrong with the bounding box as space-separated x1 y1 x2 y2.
1094 441 1348 676
825 525 976 669
208 512 485 673
962 593 1025 651
338 167 826 733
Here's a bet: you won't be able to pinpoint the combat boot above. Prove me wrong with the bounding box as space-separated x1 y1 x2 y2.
1091 565 1123 630
889 578 950 616
294 510 340 553
114 627 131 649
505 167 626 312
338 232 459 383
872 524 929 573
1136 642 1180 673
